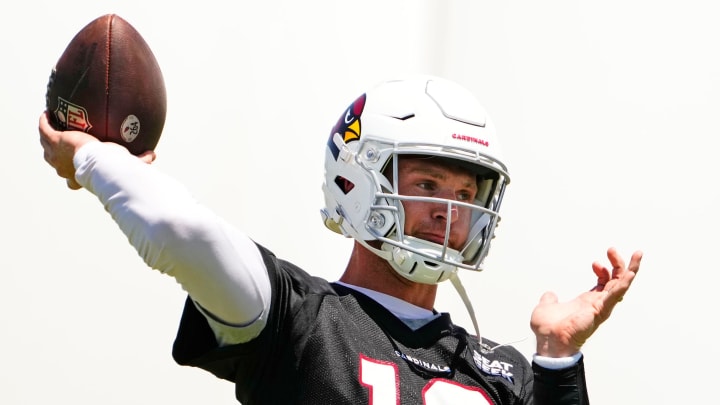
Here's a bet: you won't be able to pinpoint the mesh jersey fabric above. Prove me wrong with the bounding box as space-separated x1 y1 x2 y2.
172 244 588 404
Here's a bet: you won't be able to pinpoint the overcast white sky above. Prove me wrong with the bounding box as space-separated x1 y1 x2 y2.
2 1 718 404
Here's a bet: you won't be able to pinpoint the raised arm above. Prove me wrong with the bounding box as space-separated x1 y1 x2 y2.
38 112 271 342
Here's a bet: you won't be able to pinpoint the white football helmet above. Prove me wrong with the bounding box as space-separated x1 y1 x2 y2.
321 75 510 286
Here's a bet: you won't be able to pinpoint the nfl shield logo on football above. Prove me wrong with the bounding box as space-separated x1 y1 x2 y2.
54 97 92 132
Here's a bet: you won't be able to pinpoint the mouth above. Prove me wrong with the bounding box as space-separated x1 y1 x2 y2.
415 232 448 246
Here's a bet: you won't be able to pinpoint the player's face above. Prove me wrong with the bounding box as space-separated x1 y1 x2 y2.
395 157 478 250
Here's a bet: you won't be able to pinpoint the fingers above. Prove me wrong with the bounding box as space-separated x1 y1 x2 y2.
138 150 157 164
605 247 627 279
628 250 643 274
590 247 643 300
39 113 54 155
66 178 82 190
602 248 643 303
38 111 60 145
38 111 103 185
591 260 610 289
39 110 52 133
601 247 642 278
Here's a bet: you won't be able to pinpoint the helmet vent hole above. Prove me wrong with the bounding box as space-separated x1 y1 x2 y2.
423 261 441 269
391 114 415 121
408 262 418 274
334 176 355 194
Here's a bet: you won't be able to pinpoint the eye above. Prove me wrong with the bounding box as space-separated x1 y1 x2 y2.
417 181 435 191
457 191 473 201
415 181 439 196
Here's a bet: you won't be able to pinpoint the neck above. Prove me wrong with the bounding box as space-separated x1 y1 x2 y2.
339 241 437 310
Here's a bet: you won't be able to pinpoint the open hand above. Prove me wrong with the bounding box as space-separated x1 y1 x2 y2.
530 247 643 357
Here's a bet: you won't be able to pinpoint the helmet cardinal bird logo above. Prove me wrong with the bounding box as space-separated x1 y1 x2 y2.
327 93 365 160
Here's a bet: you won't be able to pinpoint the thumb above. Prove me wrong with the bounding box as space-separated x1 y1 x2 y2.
538 291 558 305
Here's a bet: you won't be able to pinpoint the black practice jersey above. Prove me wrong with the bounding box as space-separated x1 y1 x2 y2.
172 245 589 404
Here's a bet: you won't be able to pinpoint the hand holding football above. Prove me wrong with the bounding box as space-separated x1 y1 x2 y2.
45 14 167 155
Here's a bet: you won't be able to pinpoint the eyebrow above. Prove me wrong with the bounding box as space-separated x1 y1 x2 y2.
405 162 478 190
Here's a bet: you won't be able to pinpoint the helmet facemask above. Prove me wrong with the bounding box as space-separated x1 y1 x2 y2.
355 147 507 285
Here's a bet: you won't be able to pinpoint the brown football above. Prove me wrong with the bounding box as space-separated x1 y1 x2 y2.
45 14 167 155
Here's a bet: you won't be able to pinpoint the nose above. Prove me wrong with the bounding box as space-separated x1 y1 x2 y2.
431 205 459 223
430 190 460 223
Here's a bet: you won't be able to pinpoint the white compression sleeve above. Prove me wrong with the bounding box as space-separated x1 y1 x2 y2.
73 142 271 340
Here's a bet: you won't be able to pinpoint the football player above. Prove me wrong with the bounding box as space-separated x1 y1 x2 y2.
39 75 642 404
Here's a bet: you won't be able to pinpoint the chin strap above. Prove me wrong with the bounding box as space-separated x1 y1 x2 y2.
448 272 482 345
